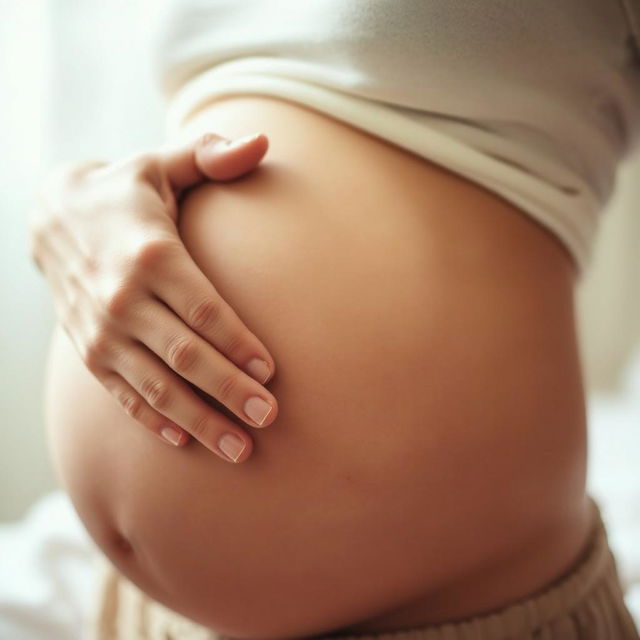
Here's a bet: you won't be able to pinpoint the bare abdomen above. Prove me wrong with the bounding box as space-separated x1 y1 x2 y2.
44 96 590 639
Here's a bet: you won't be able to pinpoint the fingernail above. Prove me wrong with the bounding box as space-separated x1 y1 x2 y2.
226 132 263 150
219 433 246 462
246 357 272 384
161 426 183 446
244 396 273 427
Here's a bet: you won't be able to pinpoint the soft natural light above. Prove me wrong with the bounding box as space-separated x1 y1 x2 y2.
0 3 639 639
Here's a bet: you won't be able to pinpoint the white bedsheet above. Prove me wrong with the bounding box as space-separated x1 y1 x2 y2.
0 491 100 640
2 349 640 640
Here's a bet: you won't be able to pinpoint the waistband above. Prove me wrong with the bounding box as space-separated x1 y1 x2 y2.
90 495 639 639
303 496 637 640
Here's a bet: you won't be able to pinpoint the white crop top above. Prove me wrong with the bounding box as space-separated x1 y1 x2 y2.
151 0 640 276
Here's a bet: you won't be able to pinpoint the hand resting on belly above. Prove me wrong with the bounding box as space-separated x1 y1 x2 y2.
43 96 590 639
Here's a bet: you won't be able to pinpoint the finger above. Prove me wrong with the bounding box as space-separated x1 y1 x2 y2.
126 296 278 430
149 240 276 385
100 372 190 447
156 131 268 191
113 339 254 463
194 132 269 182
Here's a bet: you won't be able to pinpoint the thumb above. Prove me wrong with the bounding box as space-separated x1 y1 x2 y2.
157 131 269 192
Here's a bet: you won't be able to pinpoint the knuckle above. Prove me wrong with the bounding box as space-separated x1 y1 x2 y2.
140 377 171 410
219 332 244 359
188 297 222 334
73 249 99 276
83 328 112 371
82 253 100 275
126 152 158 183
131 237 175 272
215 373 238 403
188 413 211 439
67 269 82 297
166 335 199 373
103 284 135 320
117 391 144 421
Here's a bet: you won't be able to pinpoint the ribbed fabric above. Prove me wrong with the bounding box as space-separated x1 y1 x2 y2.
89 495 639 640
150 1 640 278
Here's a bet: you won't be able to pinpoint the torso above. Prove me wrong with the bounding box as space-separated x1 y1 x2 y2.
44 95 592 638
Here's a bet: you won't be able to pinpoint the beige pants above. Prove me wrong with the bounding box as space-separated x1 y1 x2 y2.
89 496 639 640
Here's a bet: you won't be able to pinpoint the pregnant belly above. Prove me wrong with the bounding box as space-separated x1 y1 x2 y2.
44 96 590 639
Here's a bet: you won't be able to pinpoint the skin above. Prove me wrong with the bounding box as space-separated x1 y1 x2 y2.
29 134 279 460
44 95 592 639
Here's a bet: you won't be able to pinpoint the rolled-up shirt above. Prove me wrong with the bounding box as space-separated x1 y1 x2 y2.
151 0 640 276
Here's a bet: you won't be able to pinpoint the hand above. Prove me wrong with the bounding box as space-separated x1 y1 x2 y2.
28 132 278 463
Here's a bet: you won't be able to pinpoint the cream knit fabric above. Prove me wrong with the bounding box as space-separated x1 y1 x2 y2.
151 0 640 276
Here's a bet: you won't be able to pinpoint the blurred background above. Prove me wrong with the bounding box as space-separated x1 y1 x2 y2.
1 0 640 522
0 0 166 521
